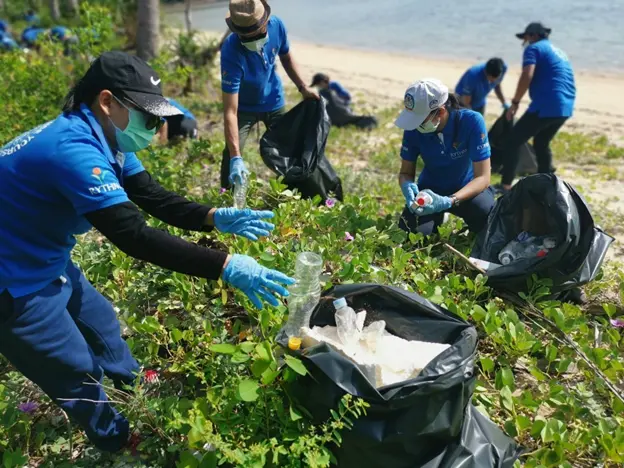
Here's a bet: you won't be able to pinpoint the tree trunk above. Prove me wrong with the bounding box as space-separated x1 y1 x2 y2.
0 0 5 12
136 0 159 60
50 0 61 20
66 0 79 15
184 0 192 33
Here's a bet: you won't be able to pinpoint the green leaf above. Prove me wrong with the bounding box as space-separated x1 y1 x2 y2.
471 305 487 322
260 252 275 263
289 406 303 421
209 343 237 354
239 341 256 353
500 386 514 413
515 415 532 432
285 355 307 376
237 379 259 402
255 342 271 361
251 359 271 377
171 328 184 343
541 418 565 443
177 450 200 468
480 357 495 373
231 351 251 364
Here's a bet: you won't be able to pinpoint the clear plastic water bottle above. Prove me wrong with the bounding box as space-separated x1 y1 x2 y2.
284 252 323 338
411 191 432 211
498 232 557 265
333 298 359 348
233 176 249 209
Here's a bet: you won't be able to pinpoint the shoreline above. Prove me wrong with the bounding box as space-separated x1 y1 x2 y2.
181 28 624 145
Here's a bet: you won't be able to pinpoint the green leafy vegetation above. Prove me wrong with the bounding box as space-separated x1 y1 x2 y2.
1 3 623 467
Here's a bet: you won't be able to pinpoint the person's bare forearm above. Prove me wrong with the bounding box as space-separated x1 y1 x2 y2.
494 85 506 104
512 71 532 102
224 109 240 158
280 54 306 91
453 175 490 201
460 95 472 108
398 171 416 186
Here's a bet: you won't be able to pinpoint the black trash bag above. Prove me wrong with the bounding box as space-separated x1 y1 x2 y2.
282 284 521 468
472 174 614 294
489 110 537 175
260 98 343 201
320 88 378 130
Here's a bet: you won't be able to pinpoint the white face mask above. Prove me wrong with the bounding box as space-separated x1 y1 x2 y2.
242 34 269 52
417 110 440 134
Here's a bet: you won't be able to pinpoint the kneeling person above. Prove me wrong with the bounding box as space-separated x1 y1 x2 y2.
396 79 494 236
158 97 198 143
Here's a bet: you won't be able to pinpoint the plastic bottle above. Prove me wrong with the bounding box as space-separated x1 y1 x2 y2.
333 298 360 348
498 232 557 265
411 191 432 211
284 252 323 338
233 176 249 209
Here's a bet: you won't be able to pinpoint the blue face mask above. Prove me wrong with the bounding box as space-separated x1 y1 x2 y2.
109 95 158 153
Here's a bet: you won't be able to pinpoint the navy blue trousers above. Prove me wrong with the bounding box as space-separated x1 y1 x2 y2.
399 187 495 236
0 262 138 452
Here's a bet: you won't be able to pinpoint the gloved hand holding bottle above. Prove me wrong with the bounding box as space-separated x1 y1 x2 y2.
401 181 419 213
229 156 249 186
213 208 275 241
221 254 295 309
414 189 452 216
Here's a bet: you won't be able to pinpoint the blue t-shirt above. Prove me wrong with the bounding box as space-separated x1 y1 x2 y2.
166 98 195 120
400 109 491 194
1 34 18 50
329 81 351 103
50 25 69 41
0 19 7 33
455 62 507 110
523 39 576 118
0 106 145 297
22 26 45 45
221 16 290 113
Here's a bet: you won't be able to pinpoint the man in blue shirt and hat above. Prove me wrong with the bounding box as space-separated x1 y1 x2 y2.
497 22 576 193
219 0 319 189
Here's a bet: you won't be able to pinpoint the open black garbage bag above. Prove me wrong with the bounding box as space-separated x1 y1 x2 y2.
472 174 614 294
260 98 343 201
489 110 537 175
281 284 521 468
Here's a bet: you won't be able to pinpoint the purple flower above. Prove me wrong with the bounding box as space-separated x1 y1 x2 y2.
325 198 336 208
219 188 227 194
610 318 624 328
344 232 354 242
17 401 39 415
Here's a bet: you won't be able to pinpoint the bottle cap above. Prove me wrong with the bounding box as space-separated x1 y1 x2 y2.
333 297 347 309
288 336 302 351
416 197 426 206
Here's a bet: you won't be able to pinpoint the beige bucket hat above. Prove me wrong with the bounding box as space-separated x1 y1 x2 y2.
225 0 271 38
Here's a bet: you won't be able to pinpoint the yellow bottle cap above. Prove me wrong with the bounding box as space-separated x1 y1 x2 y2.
288 337 302 351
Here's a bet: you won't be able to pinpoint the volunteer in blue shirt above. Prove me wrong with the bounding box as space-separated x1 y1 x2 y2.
396 79 494 236
220 0 319 188
311 73 352 105
455 58 508 116
0 20 18 51
157 97 198 143
0 52 294 452
498 22 576 193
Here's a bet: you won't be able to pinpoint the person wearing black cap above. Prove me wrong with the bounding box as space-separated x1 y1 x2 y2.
220 0 319 189
310 73 352 105
0 51 294 452
496 22 576 193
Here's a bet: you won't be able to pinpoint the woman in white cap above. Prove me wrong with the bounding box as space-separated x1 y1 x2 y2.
0 51 294 452
396 78 494 236
219 0 319 189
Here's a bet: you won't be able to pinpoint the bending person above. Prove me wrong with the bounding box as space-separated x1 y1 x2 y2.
0 52 293 453
455 57 508 116
395 79 494 236
220 0 319 188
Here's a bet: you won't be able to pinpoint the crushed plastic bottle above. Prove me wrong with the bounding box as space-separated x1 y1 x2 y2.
232 176 249 209
498 232 557 265
283 252 323 338
333 298 360 348
411 191 432 211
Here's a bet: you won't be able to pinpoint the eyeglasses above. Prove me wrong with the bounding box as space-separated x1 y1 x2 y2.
112 94 165 131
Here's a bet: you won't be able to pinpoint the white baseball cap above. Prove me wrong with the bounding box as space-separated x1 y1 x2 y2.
395 78 449 131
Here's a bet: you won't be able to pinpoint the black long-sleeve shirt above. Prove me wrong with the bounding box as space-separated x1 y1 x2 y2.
85 171 228 280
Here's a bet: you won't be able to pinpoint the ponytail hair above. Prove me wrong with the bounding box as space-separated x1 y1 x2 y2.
444 93 464 111
62 75 103 113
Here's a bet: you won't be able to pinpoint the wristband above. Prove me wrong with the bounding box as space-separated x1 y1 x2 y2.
511 99 520 106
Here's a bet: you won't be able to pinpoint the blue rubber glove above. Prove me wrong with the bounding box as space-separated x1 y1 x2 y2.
222 254 296 309
414 189 453 217
400 181 419 213
214 208 275 241
229 156 249 186
502 102 511 110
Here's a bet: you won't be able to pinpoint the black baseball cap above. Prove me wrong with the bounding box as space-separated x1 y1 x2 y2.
310 73 330 87
516 22 552 39
82 51 182 117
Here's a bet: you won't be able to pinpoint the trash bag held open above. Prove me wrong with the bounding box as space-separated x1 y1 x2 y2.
260 98 344 201
472 174 614 295
281 284 522 468
488 110 537 176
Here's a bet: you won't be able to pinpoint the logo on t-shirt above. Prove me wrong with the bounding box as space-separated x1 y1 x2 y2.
91 167 104 183
89 167 122 195
452 141 462 150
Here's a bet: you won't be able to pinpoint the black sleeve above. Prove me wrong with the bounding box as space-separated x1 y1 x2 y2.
85 202 228 280
124 170 212 232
